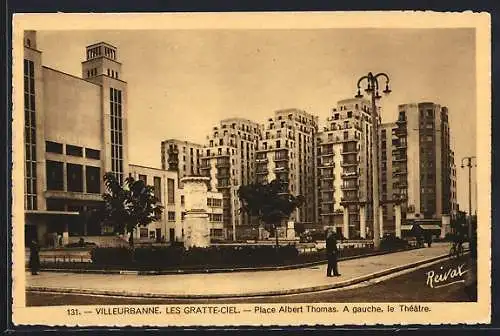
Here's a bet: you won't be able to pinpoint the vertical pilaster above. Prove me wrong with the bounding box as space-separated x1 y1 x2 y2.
395 204 402 238
343 207 349 239
359 205 366 239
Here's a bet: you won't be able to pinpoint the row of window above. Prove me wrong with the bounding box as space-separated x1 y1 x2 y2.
45 141 101 159
110 88 124 184
207 198 222 207
46 160 101 194
24 59 37 210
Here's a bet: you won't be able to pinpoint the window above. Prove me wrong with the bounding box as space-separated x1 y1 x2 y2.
140 228 148 238
181 195 185 205
85 148 101 160
46 141 63 154
347 111 353 118
138 174 147 184
344 131 348 140
67 163 83 192
46 160 64 191
86 166 101 193
168 211 176 221
66 144 83 157
334 113 339 120
153 176 162 202
167 178 175 204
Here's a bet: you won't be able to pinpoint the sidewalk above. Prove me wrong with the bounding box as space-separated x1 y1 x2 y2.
27 243 451 299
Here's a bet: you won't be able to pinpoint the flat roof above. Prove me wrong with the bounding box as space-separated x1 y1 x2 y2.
86 41 117 49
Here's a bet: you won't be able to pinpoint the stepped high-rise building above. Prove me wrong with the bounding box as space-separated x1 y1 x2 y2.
256 109 319 226
388 102 457 236
200 118 261 240
161 139 204 186
316 98 374 239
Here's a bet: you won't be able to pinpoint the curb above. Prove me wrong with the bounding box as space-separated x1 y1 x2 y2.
38 247 419 275
27 252 454 299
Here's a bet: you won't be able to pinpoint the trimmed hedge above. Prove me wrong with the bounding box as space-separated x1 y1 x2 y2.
90 245 301 270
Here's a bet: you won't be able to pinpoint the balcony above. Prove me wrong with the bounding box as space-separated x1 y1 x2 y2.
340 196 359 204
256 169 268 175
392 169 408 176
342 171 358 179
319 150 334 157
216 161 230 168
255 157 268 163
320 184 335 191
319 161 335 168
216 184 231 189
341 184 358 191
341 160 359 167
392 127 407 136
274 155 289 162
396 117 407 125
393 155 407 162
342 149 357 155
274 166 289 173
321 199 334 204
216 172 230 179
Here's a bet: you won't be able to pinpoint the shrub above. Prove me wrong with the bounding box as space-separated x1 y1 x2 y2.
89 245 301 269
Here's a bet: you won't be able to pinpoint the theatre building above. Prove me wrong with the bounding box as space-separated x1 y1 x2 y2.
23 31 130 246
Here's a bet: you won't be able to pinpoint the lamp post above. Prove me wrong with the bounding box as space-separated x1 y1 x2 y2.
461 156 476 243
354 72 391 250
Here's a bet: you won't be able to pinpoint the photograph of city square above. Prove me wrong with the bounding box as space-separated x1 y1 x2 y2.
20 25 480 307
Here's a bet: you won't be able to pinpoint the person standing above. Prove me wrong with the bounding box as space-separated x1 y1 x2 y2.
326 229 341 277
29 239 40 275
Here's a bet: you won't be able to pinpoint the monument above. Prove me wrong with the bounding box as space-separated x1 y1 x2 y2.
181 176 211 249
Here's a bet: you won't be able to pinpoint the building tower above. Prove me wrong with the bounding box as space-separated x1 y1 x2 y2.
316 98 373 239
161 139 204 186
393 102 454 234
200 118 261 240
256 109 318 226
379 122 397 235
81 42 129 184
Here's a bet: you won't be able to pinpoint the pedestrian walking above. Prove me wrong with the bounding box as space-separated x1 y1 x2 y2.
29 239 40 275
326 229 341 277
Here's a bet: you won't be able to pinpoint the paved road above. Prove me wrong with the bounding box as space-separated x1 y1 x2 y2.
26 254 475 306
27 243 451 297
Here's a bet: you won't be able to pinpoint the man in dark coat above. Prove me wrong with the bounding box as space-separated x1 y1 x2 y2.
29 239 40 275
326 229 341 277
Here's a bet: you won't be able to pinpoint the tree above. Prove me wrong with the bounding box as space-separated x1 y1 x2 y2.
102 172 164 248
237 179 304 247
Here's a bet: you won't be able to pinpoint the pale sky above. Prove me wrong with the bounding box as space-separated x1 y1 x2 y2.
36 28 477 213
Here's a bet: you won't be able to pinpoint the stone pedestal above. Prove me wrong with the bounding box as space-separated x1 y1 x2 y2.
441 214 451 239
286 221 295 240
394 204 402 238
343 207 349 239
359 205 366 239
181 176 211 249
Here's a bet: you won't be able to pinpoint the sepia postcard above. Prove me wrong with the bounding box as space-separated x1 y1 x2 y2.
11 11 491 327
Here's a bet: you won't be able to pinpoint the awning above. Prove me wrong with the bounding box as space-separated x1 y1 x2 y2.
420 224 441 230
25 210 79 216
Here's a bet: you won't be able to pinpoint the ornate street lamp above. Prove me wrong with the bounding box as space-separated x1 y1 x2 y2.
354 72 391 250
